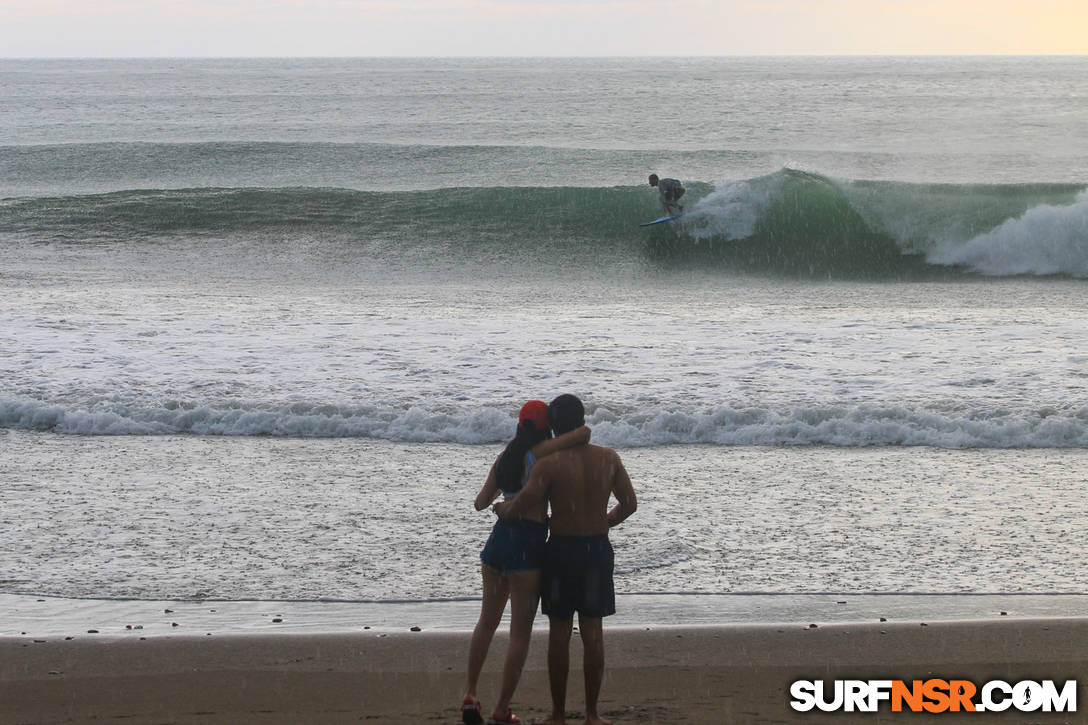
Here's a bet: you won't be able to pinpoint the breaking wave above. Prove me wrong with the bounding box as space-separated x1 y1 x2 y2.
3 396 1086 448
2 169 1084 279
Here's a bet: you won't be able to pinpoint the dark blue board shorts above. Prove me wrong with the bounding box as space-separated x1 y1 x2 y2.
541 534 615 619
480 518 548 574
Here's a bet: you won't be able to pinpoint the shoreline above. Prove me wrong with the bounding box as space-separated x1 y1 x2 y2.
3 619 1086 724
6 592 1088 638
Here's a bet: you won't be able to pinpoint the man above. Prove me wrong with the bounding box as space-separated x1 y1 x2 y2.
495 394 637 725
648 173 684 216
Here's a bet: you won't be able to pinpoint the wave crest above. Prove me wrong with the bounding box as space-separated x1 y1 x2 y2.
3 170 1085 278
4 397 1086 449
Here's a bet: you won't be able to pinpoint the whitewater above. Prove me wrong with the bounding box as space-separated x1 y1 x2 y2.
2 57 1087 612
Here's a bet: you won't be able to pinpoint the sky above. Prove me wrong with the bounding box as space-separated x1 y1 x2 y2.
1 0 1086 57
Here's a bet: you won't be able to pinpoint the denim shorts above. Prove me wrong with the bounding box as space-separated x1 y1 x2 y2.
480 518 548 574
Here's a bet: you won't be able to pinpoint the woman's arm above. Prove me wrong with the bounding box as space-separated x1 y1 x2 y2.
494 460 547 519
474 460 502 511
531 425 590 458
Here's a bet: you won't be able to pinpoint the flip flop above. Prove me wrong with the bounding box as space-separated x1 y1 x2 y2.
461 696 483 725
486 709 521 724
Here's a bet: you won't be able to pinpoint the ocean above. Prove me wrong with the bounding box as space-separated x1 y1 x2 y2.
2 57 1087 632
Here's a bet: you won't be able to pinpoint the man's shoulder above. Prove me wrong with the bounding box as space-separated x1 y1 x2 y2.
537 443 619 466
587 443 623 462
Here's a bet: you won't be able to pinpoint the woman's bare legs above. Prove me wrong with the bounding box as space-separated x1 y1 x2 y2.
464 564 509 703
489 569 541 719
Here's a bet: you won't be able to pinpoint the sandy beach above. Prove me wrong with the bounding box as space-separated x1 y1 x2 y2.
2 618 1085 724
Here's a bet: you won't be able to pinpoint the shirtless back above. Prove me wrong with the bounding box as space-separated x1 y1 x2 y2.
524 444 636 536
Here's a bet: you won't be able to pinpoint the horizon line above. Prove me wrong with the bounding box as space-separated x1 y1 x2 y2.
3 53 1087 61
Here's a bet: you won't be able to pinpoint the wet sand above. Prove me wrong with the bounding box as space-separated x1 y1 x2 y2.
2 619 1086 724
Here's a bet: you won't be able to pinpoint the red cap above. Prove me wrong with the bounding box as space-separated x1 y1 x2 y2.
518 400 550 432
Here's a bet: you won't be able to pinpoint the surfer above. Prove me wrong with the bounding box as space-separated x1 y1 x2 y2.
494 394 637 725
649 173 685 216
461 401 590 725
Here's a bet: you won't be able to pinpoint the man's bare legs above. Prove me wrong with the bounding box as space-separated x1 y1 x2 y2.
539 615 572 724
539 614 612 725
489 569 540 720
578 614 611 725
463 565 509 704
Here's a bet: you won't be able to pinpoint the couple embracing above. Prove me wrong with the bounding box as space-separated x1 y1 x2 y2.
462 394 638 725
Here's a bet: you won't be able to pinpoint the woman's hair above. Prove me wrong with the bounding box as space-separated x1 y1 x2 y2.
495 420 551 493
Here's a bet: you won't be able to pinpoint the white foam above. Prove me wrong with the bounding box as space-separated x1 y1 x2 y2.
0 397 512 443
592 404 1088 449
4 396 1085 449
928 191 1088 277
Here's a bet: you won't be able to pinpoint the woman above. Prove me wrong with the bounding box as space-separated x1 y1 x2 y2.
461 400 590 725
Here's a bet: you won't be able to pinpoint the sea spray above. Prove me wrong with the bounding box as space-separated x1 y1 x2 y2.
927 191 1088 276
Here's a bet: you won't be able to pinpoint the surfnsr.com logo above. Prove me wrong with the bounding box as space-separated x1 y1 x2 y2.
790 679 1077 713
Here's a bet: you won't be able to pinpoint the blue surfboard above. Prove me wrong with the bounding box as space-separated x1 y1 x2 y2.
639 213 683 227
